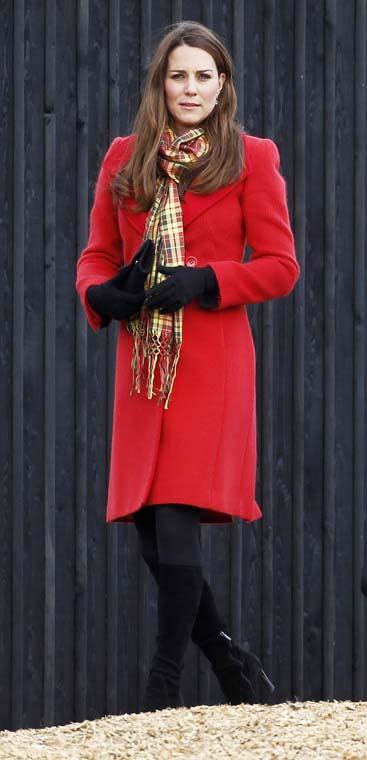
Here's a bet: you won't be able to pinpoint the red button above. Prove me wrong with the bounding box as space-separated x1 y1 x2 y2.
186 256 197 267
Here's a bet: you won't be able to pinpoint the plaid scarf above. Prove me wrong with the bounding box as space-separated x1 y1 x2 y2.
127 126 210 409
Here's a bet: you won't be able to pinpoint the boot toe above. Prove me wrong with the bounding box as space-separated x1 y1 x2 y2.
142 670 185 713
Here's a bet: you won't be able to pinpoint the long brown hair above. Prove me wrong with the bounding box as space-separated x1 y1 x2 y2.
113 21 246 211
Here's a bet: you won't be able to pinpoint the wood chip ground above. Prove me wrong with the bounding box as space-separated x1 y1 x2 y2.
0 700 366 759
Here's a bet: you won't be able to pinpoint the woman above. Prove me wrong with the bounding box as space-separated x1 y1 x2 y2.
76 21 300 713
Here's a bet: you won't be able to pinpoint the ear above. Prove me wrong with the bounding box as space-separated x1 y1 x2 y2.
218 72 226 92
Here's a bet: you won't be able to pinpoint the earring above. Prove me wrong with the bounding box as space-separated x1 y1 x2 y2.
215 90 221 105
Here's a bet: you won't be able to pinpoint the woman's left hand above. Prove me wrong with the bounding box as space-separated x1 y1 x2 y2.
144 264 217 313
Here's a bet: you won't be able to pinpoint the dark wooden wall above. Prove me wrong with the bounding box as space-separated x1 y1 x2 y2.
1 0 366 730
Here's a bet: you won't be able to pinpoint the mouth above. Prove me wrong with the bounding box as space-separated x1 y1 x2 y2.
179 103 200 109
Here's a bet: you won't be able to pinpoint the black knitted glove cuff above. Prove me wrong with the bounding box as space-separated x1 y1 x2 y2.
86 286 111 328
199 267 220 310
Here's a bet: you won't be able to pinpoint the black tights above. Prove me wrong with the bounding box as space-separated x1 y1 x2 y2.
133 503 230 651
133 503 203 567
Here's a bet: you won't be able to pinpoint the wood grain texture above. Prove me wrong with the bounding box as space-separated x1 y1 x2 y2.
333 0 355 701
0 0 13 733
54 0 77 729
292 0 306 702
75 0 89 723
85 0 109 721
304 0 325 702
352 0 366 701
0 0 365 729
22 0 46 729
323 0 337 701
44 0 56 728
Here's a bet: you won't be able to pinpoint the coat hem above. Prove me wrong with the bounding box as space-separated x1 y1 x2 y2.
106 499 263 525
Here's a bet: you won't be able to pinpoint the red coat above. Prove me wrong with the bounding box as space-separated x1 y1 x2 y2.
76 132 300 524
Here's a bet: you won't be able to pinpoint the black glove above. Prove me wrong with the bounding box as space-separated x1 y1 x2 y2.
87 239 154 324
144 263 219 314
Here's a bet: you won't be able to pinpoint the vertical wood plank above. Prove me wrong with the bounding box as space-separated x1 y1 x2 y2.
120 1 141 133
233 0 244 122
304 0 324 702
86 0 109 720
0 0 14 731
75 0 89 721
171 0 182 22
201 0 213 27
333 0 356 700
352 0 366 701
323 0 337 700
54 0 77 726
11 0 25 731
140 0 152 95
22 0 45 727
43 0 56 727
292 0 306 702
109 0 120 138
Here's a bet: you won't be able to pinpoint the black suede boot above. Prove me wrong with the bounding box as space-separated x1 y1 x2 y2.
141 563 204 713
191 584 275 704
198 627 275 705
190 579 275 705
145 560 274 706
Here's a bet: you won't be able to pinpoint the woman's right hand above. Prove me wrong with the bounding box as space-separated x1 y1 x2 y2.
86 239 154 322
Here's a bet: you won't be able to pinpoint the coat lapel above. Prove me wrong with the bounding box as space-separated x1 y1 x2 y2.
119 196 147 235
182 180 241 228
121 179 242 236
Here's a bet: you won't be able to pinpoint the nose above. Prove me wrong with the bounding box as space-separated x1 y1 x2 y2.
184 76 198 95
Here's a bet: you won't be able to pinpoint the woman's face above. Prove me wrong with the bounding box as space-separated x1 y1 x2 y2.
164 44 225 136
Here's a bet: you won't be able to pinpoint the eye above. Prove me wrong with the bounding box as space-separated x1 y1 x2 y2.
198 73 211 80
171 73 184 79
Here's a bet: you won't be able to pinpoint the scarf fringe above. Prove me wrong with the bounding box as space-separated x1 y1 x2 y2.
130 314 182 410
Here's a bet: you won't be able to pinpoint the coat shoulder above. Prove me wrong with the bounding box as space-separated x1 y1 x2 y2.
103 134 137 173
241 132 280 174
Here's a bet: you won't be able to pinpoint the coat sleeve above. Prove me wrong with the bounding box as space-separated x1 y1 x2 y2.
75 136 127 332
201 138 300 310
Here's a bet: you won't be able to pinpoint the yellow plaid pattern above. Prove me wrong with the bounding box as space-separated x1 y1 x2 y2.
127 126 210 409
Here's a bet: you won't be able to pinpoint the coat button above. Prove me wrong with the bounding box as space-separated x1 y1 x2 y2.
186 256 197 267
